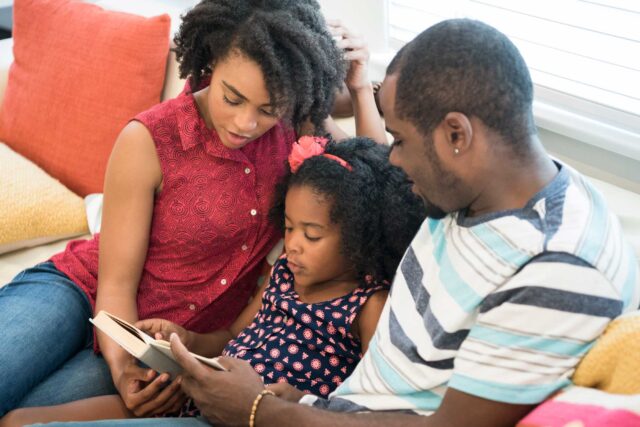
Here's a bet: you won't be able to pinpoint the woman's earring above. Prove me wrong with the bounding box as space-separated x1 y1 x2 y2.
454 148 460 155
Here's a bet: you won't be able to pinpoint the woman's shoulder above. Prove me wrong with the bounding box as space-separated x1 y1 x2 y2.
134 94 193 130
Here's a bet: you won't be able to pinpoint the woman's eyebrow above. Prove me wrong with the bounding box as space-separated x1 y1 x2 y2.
222 81 247 100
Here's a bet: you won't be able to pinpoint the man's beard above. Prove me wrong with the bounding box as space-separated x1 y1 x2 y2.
418 140 451 220
422 197 447 219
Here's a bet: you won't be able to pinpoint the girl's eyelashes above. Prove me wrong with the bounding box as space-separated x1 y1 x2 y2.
391 139 403 148
223 95 241 106
284 226 321 242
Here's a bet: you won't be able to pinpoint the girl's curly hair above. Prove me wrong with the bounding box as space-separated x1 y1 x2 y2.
271 138 427 283
174 0 345 131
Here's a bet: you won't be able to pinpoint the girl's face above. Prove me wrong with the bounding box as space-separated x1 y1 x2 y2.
200 50 281 150
284 185 355 290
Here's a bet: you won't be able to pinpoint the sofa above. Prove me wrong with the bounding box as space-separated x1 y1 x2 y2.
0 1 639 425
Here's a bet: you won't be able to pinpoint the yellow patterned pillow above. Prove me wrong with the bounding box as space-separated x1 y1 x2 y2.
572 310 640 394
0 143 88 254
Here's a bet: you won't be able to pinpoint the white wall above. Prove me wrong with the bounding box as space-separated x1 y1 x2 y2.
541 129 640 193
318 0 388 54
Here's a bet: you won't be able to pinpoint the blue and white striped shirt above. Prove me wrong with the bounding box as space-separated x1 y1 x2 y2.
306 163 639 414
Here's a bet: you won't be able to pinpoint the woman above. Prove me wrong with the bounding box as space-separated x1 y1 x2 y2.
0 0 384 418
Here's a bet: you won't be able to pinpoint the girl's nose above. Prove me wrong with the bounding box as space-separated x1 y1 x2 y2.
285 231 302 254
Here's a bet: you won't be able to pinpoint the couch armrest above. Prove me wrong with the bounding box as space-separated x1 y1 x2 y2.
0 37 13 108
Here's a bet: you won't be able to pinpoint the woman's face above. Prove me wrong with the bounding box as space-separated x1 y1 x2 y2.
202 50 282 150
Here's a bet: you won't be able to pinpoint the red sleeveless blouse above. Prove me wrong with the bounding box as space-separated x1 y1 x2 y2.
51 92 295 336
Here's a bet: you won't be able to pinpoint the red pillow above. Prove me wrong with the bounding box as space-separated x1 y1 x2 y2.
517 386 640 427
0 0 170 196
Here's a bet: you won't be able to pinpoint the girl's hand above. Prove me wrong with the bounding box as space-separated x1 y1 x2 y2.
112 357 187 417
266 382 307 403
136 318 192 348
328 20 371 93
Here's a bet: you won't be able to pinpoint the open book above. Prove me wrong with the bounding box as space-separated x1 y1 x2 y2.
90 311 226 378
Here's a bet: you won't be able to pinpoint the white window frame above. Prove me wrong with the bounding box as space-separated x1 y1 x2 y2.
330 0 640 161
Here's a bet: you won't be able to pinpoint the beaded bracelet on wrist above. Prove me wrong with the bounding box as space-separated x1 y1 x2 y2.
249 389 276 427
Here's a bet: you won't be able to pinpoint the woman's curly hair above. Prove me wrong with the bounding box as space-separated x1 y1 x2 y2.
271 138 427 283
174 0 345 131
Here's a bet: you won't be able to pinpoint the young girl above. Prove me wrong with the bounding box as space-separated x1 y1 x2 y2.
0 0 386 418
0 136 426 426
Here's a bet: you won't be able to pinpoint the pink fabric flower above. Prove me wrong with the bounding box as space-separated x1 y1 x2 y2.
288 136 329 173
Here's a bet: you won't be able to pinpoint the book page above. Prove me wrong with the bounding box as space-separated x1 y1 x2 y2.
109 316 148 343
149 340 226 371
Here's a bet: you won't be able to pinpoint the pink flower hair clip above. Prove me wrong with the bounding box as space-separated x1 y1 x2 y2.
288 135 353 173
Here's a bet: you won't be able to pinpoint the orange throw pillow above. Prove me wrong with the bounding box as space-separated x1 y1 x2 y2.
0 0 170 196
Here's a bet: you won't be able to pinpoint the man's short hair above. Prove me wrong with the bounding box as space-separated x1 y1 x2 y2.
392 19 536 147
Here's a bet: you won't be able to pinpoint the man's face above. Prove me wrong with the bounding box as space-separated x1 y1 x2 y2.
380 74 465 218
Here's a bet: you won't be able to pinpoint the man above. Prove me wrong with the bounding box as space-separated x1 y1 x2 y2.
45 18 639 427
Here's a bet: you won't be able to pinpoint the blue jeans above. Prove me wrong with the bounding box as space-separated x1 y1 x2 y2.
0 262 117 416
29 418 211 426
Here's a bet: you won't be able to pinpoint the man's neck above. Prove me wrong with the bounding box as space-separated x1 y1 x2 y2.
467 139 559 217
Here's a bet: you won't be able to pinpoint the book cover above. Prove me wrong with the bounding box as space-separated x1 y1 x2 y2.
90 311 225 378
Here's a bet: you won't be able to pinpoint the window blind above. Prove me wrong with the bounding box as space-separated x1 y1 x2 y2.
388 0 640 133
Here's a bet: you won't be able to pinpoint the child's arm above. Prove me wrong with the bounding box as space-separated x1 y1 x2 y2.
137 274 270 358
329 21 387 145
352 290 389 353
195 274 270 356
298 23 387 144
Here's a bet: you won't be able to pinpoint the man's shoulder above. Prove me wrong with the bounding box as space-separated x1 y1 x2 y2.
548 165 632 266
549 161 618 225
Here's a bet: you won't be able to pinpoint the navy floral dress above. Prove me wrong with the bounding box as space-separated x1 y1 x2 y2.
176 255 389 416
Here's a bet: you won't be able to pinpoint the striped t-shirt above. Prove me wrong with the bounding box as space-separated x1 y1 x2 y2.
303 163 639 414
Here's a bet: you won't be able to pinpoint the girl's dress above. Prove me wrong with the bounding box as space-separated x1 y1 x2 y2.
177 255 390 416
